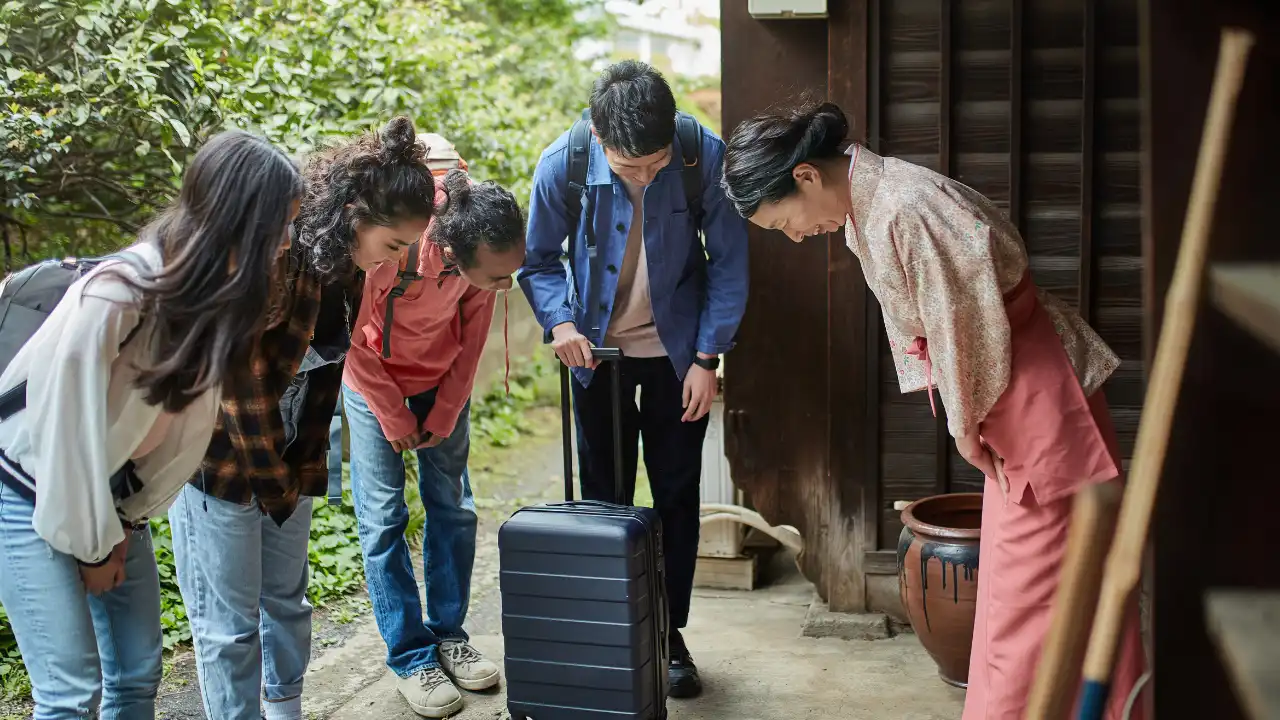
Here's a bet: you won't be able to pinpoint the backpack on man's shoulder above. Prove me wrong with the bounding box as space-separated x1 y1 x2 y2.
563 109 705 231
380 133 470 359
0 252 145 419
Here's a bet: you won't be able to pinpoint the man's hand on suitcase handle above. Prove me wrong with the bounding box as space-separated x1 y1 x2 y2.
551 322 599 369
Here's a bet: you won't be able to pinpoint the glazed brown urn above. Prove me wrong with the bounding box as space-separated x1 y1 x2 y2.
897 492 982 688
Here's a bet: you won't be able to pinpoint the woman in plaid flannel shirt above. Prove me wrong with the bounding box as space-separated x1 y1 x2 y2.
167 117 441 720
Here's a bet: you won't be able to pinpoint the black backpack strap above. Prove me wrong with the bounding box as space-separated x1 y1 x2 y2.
564 108 603 337
565 108 592 234
675 111 705 230
326 392 344 506
381 241 422 359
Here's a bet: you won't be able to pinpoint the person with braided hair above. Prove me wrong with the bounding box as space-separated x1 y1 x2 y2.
341 136 527 718
168 116 439 720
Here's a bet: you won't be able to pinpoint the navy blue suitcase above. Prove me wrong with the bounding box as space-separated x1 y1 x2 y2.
498 349 670 719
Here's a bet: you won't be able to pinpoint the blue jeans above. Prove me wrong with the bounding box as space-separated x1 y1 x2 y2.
0 482 162 720
342 384 477 676
168 485 313 720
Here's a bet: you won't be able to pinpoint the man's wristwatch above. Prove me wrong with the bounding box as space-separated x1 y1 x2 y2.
692 355 720 371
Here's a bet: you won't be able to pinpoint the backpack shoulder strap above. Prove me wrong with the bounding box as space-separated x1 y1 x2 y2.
380 241 422 359
565 108 593 230
564 109 606 336
675 111 704 228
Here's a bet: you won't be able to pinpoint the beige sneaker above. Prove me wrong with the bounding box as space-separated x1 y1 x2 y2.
439 640 501 691
397 667 463 718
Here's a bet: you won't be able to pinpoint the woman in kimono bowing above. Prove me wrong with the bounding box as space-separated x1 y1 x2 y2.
721 101 1146 719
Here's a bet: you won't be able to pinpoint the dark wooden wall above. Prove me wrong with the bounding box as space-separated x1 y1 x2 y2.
1144 1 1280 716
864 0 1143 573
723 0 1141 612
721 3 866 609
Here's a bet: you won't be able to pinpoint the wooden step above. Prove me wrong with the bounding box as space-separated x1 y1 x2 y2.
694 553 760 591
1204 589 1280 720
1210 263 1280 355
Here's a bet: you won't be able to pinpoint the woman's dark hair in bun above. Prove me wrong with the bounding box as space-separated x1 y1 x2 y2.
430 169 525 269
722 100 851 218
296 115 437 283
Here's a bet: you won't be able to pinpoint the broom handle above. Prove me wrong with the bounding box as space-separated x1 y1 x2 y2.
1026 481 1124 719
1077 27 1254 719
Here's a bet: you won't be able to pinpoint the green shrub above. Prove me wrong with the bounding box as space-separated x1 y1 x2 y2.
1 0 605 267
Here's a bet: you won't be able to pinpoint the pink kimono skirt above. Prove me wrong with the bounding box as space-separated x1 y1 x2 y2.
921 274 1148 719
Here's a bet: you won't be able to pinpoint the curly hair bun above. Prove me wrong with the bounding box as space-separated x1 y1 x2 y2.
438 168 472 215
379 116 425 165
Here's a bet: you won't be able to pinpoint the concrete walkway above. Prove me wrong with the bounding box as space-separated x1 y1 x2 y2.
139 412 964 720
316 566 965 720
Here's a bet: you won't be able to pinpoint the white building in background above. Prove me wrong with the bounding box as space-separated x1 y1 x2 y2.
577 0 721 78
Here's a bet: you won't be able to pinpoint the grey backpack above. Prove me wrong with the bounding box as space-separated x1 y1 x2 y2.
0 253 143 420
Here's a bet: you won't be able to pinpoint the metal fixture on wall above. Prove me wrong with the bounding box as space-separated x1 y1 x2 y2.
747 0 827 20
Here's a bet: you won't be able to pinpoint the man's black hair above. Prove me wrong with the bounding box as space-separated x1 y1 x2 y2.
588 60 677 158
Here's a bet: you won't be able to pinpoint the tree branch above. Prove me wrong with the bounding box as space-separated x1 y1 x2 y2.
0 214 34 229
82 188 113 219
2 222 12 273
38 211 139 234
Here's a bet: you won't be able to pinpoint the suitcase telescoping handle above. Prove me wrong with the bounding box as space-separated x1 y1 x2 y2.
560 347 624 504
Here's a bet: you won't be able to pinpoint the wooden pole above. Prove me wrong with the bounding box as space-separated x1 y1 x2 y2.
1026 481 1124 719
1076 27 1255 719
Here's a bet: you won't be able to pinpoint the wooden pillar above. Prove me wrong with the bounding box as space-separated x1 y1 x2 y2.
827 0 873 613
721 0 837 605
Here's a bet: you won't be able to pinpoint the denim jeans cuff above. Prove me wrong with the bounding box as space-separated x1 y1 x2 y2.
263 681 305 702
396 660 441 678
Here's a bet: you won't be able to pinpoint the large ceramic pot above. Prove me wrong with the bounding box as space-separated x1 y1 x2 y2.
897 492 982 688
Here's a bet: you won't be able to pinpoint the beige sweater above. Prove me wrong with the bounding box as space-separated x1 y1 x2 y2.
605 179 666 358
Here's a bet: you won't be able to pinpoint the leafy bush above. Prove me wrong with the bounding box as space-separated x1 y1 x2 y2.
149 517 191 651
470 354 558 448
1 0 606 268
305 490 366 606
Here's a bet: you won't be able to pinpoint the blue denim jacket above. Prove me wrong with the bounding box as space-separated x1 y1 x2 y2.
518 121 750 385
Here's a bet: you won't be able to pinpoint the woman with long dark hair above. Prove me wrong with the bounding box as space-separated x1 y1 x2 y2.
0 130 300 720
342 145 526 717
721 102 1146 720
167 117 439 720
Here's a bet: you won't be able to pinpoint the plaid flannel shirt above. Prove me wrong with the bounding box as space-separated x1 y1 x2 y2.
194 251 337 525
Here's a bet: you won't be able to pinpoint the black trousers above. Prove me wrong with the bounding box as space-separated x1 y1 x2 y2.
571 356 709 631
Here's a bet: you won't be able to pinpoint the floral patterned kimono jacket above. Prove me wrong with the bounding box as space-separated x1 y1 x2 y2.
844 145 1146 720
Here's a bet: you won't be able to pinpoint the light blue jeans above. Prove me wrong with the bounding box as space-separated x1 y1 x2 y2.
168 485 313 720
342 384 477 676
0 483 162 720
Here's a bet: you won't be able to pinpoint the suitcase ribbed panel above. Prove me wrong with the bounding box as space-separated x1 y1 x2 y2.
499 503 668 719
